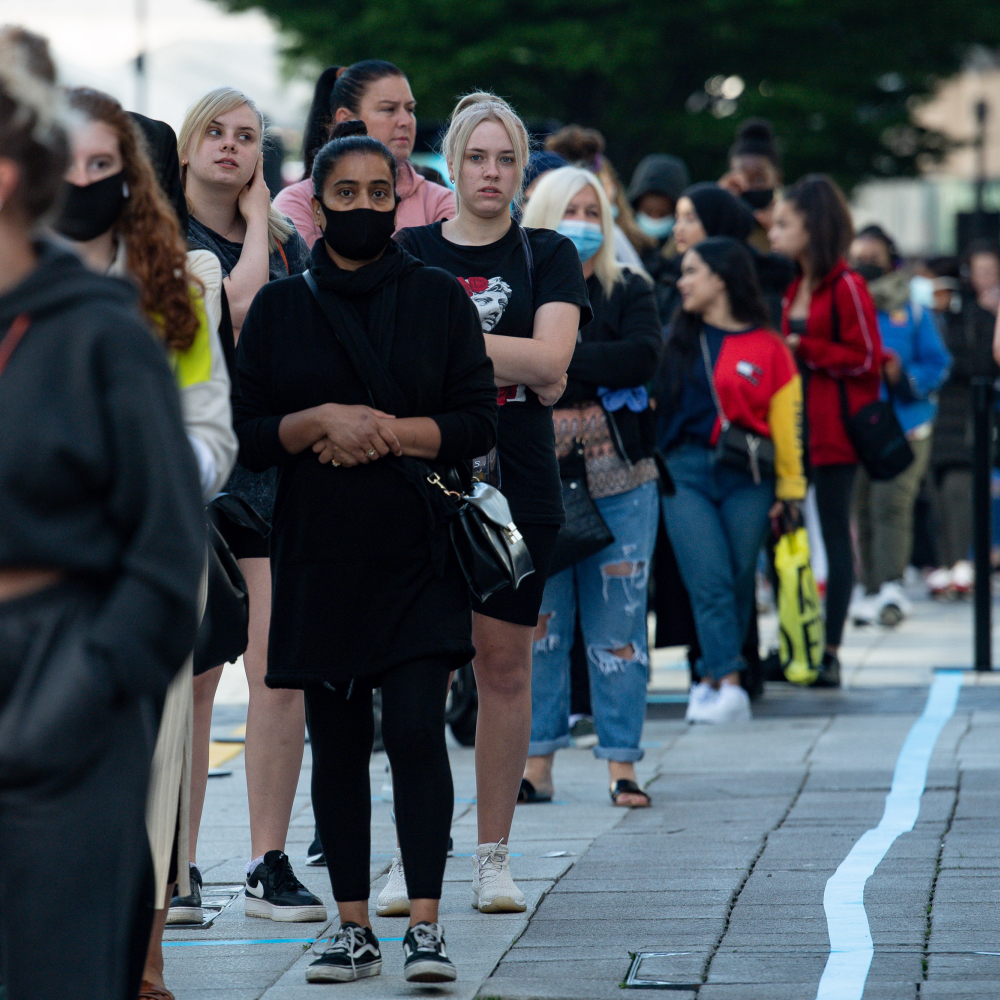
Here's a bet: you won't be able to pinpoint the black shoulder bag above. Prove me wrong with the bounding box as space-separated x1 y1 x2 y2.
829 279 913 480
301 270 533 603
700 332 775 484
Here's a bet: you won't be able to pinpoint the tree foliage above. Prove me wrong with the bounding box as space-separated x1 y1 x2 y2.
214 0 1000 189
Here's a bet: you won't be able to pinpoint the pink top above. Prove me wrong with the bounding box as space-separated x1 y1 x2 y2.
274 159 456 248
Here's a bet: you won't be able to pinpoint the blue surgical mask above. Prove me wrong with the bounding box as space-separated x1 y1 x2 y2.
636 212 674 240
557 220 604 262
610 203 620 220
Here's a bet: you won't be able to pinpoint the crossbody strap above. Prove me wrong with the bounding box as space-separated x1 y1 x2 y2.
518 224 535 300
699 331 730 431
0 314 30 377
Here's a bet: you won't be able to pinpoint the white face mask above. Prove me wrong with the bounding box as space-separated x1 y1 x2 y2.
636 212 674 240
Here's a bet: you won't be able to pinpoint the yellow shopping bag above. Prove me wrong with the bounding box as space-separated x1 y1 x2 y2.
774 527 825 685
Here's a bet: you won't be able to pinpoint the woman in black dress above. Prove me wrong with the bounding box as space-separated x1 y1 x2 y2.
232 120 497 985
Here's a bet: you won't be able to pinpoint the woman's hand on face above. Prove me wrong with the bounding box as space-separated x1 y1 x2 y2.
238 154 271 222
311 403 402 466
529 374 568 407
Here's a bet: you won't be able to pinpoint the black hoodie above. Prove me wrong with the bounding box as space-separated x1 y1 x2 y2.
0 240 204 699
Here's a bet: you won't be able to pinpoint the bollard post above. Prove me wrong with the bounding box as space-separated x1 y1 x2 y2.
972 377 992 670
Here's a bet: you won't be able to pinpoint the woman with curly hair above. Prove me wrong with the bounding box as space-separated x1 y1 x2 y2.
57 86 238 1000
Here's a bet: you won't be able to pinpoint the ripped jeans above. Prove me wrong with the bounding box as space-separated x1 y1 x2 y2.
529 480 658 762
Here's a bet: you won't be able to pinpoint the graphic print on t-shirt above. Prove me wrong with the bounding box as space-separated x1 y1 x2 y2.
457 275 525 405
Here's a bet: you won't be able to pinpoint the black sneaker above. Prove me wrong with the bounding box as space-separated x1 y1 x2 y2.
167 865 203 924
245 850 327 922
402 922 457 983
306 922 381 983
306 828 325 867
811 651 841 688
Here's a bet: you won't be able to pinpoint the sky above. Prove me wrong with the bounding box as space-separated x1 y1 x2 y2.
0 0 312 133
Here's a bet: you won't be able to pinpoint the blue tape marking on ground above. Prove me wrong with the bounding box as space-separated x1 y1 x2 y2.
816 669 963 1000
164 937 406 948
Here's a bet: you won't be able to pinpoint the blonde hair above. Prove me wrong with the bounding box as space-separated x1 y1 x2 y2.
178 86 293 254
441 91 530 210
522 166 623 297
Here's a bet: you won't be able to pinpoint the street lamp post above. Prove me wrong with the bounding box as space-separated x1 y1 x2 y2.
135 0 148 115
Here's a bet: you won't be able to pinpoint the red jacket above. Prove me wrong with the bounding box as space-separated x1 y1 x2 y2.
782 259 882 467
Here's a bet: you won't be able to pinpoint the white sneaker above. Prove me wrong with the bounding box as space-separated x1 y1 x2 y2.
696 683 751 724
927 566 952 596
375 849 410 917
951 560 974 593
684 681 718 722
850 588 876 626
874 580 911 627
472 842 526 913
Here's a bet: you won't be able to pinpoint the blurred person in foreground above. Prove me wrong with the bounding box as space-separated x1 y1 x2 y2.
0 26 204 1000
627 153 691 324
848 225 951 627
769 175 883 688
926 239 1000 596
519 165 661 806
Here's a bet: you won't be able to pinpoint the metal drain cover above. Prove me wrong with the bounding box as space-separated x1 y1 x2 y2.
170 883 244 930
624 952 699 990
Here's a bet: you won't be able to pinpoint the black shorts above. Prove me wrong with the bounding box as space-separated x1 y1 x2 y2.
471 522 560 627
215 513 269 561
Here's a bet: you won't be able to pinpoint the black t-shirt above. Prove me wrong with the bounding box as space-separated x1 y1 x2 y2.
397 221 591 524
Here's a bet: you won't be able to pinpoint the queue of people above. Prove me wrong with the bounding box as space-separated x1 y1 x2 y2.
1 24 996 997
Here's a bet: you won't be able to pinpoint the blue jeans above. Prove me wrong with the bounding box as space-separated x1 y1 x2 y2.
530 480 659 762
660 444 774 683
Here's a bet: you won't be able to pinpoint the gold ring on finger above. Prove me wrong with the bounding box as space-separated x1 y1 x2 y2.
366 447 377 459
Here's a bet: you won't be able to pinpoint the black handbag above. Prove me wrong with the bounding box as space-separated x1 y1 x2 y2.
829 279 914 481
549 439 615 578
301 270 533 602
700 332 776 484
193 495 267 674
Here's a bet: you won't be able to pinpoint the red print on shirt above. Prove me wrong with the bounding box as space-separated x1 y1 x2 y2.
458 274 524 405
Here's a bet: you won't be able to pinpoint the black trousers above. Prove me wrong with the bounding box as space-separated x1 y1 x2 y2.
814 463 858 649
305 657 453 903
0 586 156 1000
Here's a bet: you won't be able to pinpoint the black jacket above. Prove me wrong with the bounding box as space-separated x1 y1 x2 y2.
0 241 204 698
233 245 498 686
563 270 662 461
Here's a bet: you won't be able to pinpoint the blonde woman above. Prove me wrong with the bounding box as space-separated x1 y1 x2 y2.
519 166 661 805
177 88 325 925
398 93 590 914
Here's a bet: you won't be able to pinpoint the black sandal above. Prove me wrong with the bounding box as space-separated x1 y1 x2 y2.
517 778 553 803
609 779 651 808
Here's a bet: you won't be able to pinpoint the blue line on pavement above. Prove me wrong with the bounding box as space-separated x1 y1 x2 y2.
816 669 963 1000
164 937 405 948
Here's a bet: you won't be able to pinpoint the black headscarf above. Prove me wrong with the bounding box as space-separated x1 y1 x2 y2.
682 182 755 242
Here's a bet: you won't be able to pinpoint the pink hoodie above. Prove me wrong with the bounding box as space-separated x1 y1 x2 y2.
274 159 456 248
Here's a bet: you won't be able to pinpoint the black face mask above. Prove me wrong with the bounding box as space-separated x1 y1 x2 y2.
320 203 398 261
740 188 774 211
854 262 888 283
55 170 128 241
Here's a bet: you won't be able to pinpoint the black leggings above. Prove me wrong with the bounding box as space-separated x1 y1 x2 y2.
305 658 453 903
814 463 857 649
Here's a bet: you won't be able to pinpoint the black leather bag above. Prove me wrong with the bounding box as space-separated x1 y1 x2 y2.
829 278 914 481
193 495 267 675
301 270 533 603
549 439 615 578
700 333 775 484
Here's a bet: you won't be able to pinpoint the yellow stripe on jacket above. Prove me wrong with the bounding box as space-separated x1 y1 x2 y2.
169 293 213 389
767 373 806 500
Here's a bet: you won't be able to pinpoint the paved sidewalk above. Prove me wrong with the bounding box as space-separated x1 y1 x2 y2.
166 587 1000 999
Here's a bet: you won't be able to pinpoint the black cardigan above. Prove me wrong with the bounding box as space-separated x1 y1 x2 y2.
562 269 662 461
0 242 204 699
232 253 498 686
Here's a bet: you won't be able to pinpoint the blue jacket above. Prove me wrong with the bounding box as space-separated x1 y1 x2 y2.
877 301 952 434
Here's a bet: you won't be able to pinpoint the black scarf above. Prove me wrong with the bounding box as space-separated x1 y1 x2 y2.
308 240 422 399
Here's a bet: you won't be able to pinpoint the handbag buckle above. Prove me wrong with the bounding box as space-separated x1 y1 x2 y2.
426 472 462 499
502 523 523 545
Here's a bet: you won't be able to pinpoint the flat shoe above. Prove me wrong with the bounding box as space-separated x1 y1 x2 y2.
139 981 175 1000
610 779 651 808
517 777 552 803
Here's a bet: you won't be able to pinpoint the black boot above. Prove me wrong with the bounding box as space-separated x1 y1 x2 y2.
811 651 841 688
